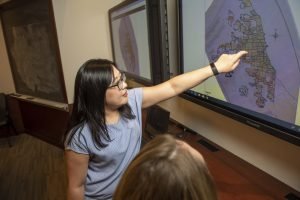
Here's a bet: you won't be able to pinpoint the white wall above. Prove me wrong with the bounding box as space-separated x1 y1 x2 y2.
0 18 15 93
161 0 300 191
52 0 123 103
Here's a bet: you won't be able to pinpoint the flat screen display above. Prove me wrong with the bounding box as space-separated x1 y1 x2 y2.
178 0 300 145
109 0 152 83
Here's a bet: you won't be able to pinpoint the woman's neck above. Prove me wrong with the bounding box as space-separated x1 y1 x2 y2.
105 108 120 124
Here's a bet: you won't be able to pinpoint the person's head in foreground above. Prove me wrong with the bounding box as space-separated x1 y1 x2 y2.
114 134 218 200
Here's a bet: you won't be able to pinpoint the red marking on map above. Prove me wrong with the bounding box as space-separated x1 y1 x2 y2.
119 16 140 75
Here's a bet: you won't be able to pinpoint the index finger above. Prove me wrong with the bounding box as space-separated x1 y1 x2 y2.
234 50 248 60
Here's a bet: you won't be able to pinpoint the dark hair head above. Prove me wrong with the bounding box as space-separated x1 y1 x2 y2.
114 135 218 200
65 59 135 149
75 59 114 116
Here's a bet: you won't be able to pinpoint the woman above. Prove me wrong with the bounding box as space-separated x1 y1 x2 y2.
114 134 217 200
64 51 247 200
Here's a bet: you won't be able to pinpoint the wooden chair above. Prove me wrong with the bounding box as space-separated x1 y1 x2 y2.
145 105 170 138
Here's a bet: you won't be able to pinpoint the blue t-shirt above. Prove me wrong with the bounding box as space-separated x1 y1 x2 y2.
66 88 143 200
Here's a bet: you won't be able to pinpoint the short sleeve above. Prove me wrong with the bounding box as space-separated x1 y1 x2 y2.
127 88 143 122
65 127 90 155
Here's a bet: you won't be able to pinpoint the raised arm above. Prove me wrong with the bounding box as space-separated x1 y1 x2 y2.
142 51 247 108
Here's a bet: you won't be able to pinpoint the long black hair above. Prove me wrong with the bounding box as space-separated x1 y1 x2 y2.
65 59 135 149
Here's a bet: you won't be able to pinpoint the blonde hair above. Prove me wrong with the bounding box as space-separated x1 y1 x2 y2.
114 134 218 200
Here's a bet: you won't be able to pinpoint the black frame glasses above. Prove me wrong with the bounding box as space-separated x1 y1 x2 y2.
108 72 126 90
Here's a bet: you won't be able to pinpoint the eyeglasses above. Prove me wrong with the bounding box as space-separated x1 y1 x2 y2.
108 73 126 90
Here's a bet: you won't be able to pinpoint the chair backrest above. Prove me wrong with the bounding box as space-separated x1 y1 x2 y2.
145 105 170 136
0 93 8 123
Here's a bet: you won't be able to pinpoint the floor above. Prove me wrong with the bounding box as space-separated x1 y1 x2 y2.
0 134 66 200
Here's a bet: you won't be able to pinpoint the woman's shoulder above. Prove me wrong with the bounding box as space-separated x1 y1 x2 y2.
126 88 143 118
128 87 142 95
128 88 143 100
68 123 91 141
65 123 93 152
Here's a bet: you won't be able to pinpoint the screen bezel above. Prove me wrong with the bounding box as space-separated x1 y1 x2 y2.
177 0 300 146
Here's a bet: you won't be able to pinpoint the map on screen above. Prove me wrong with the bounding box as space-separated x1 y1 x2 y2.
182 0 300 126
206 0 300 125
